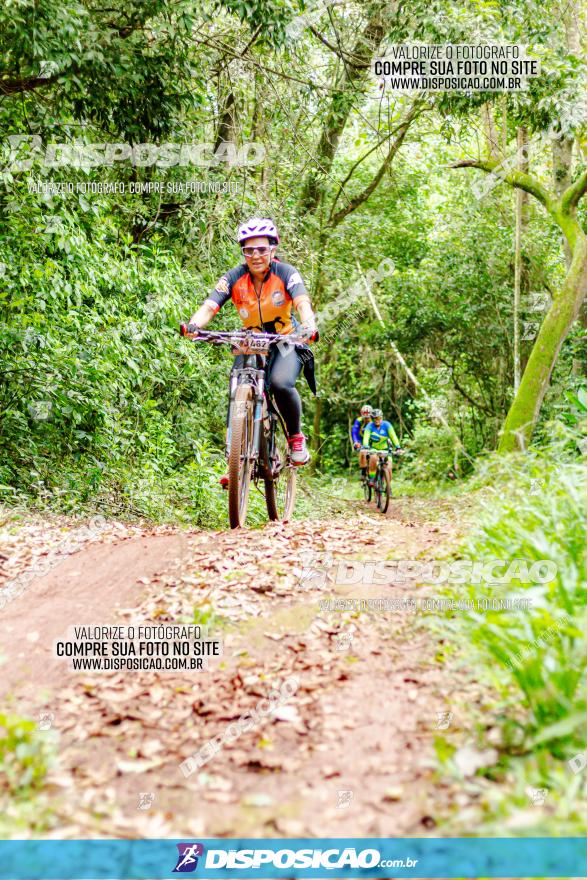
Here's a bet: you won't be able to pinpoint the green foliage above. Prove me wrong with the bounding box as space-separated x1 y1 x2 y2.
449 433 587 758
217 0 301 43
0 0 585 841
0 0 203 140
561 383 587 432
0 712 55 793
399 422 462 483
0 223 232 521
0 0 585 520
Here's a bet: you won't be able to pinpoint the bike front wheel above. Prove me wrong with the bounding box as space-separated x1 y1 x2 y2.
228 383 254 528
264 419 297 523
363 476 372 502
376 467 391 514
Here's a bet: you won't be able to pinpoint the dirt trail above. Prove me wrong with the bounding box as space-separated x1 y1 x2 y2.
0 500 471 838
0 534 187 699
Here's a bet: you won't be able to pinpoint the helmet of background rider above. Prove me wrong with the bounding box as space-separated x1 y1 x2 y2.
360 405 373 418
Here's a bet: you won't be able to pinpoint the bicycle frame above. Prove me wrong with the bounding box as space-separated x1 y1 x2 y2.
227 354 293 481
227 356 267 465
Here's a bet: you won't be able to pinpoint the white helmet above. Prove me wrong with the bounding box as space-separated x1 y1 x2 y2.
237 217 279 245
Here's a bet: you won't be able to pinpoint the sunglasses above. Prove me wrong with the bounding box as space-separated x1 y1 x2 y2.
241 245 273 257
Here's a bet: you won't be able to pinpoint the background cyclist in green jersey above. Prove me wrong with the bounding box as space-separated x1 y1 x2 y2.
363 408 402 486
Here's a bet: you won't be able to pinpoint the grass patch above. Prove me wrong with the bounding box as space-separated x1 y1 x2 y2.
430 430 587 832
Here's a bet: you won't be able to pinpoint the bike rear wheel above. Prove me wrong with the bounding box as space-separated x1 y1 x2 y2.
264 418 297 522
228 383 254 528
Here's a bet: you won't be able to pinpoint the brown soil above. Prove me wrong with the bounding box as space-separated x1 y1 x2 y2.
1 501 473 840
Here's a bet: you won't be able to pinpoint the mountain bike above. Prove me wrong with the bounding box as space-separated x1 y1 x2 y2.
365 447 402 514
359 447 372 502
373 450 392 513
179 325 315 529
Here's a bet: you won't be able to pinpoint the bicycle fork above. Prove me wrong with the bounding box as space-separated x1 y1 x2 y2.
225 365 266 460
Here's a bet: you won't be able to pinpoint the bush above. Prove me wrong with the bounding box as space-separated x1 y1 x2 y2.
0 231 236 523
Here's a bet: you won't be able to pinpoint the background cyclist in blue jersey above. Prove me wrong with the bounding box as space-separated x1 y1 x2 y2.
351 404 373 479
363 408 403 486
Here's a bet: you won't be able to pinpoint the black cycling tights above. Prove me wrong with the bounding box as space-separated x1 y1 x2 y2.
230 346 303 438
266 344 303 436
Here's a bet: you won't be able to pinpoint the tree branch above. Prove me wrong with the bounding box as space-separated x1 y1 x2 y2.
328 118 413 216
435 356 497 415
561 168 587 212
0 74 60 95
451 157 554 211
328 102 418 227
214 24 263 77
308 26 366 68
299 3 395 213
193 35 334 92
1 16 143 97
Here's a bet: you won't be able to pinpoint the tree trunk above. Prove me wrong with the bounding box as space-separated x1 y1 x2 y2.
299 4 393 215
481 102 500 160
498 232 587 451
513 127 528 391
552 139 574 269
251 72 269 197
551 0 580 268
214 91 236 153
500 96 508 156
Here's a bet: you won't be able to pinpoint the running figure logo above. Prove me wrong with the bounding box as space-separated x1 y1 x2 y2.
173 843 204 872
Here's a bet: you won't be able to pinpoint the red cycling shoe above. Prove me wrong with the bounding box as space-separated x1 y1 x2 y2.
288 433 310 466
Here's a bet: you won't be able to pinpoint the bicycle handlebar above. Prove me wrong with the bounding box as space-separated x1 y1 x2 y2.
361 445 403 455
179 324 318 348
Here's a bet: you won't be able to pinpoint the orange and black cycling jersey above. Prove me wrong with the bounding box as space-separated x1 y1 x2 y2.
204 260 311 335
